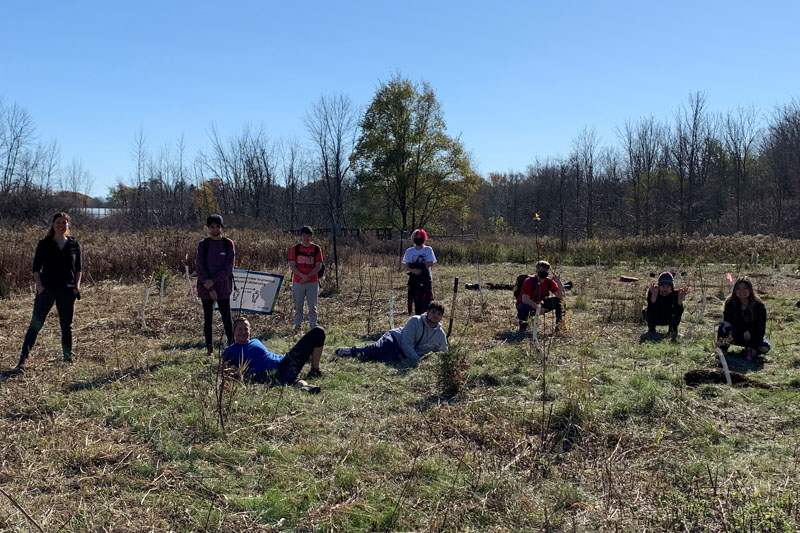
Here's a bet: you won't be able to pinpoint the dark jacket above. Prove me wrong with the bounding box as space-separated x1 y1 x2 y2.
646 289 683 315
723 299 767 347
32 236 82 290
196 237 235 300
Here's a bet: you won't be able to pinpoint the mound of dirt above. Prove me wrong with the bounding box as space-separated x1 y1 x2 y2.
684 369 770 389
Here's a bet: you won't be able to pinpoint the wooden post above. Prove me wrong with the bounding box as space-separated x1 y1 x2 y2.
446 277 459 338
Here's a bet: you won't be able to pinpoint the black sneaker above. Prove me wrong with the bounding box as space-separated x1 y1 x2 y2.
63 353 73 363
299 384 321 394
335 347 354 357
306 367 323 379
518 322 528 334
9 364 25 376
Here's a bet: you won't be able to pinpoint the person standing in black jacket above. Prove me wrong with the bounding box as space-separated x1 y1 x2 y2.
13 212 82 373
717 277 770 359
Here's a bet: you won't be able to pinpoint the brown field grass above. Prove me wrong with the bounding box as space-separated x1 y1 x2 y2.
1 233 799 531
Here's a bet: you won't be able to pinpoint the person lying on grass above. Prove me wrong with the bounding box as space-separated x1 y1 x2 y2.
642 271 688 341
717 277 770 360
334 302 448 365
222 317 324 393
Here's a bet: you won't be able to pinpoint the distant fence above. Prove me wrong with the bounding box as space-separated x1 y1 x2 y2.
288 227 478 241
70 207 124 218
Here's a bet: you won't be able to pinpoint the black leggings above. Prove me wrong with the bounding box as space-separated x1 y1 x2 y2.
644 304 683 332
276 327 326 384
202 298 234 348
20 288 76 362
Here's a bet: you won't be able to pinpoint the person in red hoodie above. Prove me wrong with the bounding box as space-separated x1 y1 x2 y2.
515 260 565 334
196 214 235 355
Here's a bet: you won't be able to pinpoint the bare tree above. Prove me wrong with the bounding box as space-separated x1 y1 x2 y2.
0 99 36 195
60 157 95 203
573 127 599 238
305 93 359 228
723 105 761 232
618 117 665 235
671 92 710 234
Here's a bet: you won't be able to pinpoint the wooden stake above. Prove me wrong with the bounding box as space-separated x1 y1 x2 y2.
446 277 459 338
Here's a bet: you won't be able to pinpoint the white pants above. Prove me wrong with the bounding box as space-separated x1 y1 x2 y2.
292 281 319 328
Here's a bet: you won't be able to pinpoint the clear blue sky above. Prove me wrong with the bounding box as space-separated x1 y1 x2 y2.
3 0 799 197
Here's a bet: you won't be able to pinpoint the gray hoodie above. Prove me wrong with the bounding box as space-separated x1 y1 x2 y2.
389 312 448 362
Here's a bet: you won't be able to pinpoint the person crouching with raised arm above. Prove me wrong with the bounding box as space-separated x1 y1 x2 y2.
642 271 688 341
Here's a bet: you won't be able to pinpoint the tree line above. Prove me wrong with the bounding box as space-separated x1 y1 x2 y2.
3 82 799 242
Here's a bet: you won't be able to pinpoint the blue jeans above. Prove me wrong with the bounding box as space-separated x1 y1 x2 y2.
356 332 403 363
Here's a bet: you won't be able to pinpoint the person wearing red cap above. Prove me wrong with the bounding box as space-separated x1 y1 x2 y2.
402 229 436 315
642 271 688 341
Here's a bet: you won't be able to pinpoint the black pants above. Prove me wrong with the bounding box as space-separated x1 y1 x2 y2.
644 305 683 332
517 297 564 323
408 281 433 315
20 288 76 363
275 327 325 384
202 298 234 349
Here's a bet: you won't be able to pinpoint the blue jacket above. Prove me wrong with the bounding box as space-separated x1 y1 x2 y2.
222 339 283 374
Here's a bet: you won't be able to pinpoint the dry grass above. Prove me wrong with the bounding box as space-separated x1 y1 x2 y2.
1 244 799 531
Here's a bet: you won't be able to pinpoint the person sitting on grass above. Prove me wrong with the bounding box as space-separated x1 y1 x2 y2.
717 277 770 360
222 317 324 393
335 302 448 365
516 260 566 334
642 271 688 341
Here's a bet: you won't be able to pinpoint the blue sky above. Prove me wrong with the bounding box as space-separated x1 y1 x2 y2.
2 1 799 197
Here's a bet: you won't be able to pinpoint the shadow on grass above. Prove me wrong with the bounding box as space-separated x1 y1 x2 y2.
64 360 181 393
724 350 766 373
495 330 525 342
639 331 673 344
357 332 384 342
0 368 23 383
161 340 207 351
415 392 458 412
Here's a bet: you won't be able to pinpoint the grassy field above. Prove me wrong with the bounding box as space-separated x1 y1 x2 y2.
1 258 799 531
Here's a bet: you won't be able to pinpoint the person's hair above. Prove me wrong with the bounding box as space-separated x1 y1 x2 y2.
535 260 551 271
233 316 251 329
300 225 313 235
427 302 445 314
206 214 224 227
725 277 762 308
412 228 428 243
46 212 71 238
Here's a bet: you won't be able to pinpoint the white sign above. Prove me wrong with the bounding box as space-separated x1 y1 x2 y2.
228 269 284 314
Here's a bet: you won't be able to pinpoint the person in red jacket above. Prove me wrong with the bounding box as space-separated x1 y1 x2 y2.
515 261 565 334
